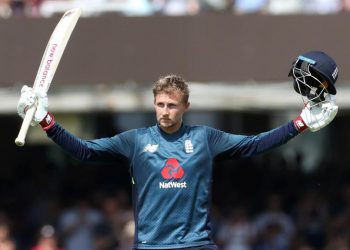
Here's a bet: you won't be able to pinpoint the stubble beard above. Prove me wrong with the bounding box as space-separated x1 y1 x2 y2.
158 117 182 133
159 118 174 128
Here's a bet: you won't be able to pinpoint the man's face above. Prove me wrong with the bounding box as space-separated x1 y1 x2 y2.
154 91 190 134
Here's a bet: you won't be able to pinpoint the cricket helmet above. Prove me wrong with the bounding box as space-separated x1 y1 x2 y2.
288 51 338 103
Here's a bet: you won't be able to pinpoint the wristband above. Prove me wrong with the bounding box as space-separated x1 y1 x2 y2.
39 112 55 131
293 115 308 132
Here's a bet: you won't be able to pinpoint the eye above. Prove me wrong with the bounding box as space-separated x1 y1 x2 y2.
168 103 177 109
156 102 164 108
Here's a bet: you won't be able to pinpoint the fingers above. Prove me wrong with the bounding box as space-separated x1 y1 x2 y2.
21 85 47 101
20 85 31 93
311 106 337 131
324 94 336 103
34 88 47 99
18 86 36 112
18 85 50 127
301 99 338 132
33 89 49 123
327 105 338 121
20 85 37 108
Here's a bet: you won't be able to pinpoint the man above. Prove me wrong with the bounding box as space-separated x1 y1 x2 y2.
17 51 338 249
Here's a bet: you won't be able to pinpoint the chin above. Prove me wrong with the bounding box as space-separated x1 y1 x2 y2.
160 123 172 128
160 121 176 129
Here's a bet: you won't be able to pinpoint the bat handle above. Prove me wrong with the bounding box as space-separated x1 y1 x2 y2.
15 105 37 146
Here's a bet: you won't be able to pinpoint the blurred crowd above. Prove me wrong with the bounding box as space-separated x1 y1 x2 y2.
1 0 350 18
1 152 350 250
0 189 135 250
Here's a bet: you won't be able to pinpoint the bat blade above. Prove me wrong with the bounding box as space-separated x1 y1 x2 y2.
15 8 82 147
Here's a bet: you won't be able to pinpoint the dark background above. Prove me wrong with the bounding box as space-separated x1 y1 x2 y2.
1 9 350 250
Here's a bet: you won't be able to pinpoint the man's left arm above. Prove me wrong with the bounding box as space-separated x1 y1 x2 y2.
238 94 339 157
206 121 297 159
208 96 337 158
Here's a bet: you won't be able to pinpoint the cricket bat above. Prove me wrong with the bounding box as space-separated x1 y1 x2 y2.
15 8 82 146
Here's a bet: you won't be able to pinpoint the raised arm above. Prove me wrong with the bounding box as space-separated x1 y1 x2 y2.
17 86 135 162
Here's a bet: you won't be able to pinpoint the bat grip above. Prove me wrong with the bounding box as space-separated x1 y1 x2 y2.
15 105 37 146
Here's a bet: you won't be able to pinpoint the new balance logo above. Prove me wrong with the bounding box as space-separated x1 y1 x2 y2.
143 144 158 153
295 120 304 128
45 115 52 124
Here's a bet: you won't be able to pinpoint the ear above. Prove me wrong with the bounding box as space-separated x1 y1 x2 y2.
184 102 190 111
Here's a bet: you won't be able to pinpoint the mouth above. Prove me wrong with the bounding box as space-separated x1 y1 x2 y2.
160 118 172 124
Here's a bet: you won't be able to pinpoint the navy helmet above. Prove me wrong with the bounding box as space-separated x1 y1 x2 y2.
289 51 338 102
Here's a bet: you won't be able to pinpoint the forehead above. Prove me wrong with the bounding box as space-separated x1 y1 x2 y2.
154 90 184 103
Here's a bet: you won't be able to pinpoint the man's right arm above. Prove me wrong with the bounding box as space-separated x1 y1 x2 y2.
45 121 131 162
46 122 96 161
17 85 134 162
45 121 134 162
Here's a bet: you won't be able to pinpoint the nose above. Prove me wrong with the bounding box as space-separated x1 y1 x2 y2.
163 106 170 115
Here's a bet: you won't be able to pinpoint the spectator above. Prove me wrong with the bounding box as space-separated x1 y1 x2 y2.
233 0 268 15
251 194 295 250
292 189 328 249
217 206 253 250
342 0 350 11
25 0 44 17
159 0 201 15
266 0 302 15
118 219 135 250
0 215 12 243
93 190 133 250
0 0 11 18
324 229 350 250
31 224 63 250
0 213 16 250
202 0 229 13
0 239 16 250
58 198 104 250
302 0 342 14
10 0 25 16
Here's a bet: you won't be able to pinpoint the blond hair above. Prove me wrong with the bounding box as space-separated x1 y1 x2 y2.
153 74 189 103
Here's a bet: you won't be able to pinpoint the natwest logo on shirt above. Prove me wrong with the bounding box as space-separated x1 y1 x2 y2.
161 158 184 179
159 158 187 189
